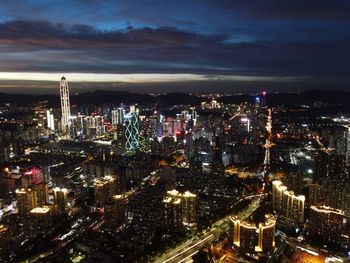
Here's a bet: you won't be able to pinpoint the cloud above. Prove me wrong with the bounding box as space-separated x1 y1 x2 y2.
211 0 350 20
0 20 223 49
0 19 349 87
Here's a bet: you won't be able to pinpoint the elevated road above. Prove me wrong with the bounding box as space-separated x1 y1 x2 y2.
153 195 263 263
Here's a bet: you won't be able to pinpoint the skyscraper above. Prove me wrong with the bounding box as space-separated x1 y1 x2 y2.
16 188 37 215
124 112 140 151
230 214 276 255
272 180 305 224
309 205 347 245
112 108 124 126
163 190 183 231
104 195 126 231
94 176 116 207
53 187 68 214
36 183 49 206
182 191 197 227
29 207 51 236
60 76 71 134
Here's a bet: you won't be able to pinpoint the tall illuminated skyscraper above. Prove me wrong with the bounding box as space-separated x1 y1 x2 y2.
124 112 139 151
112 108 124 126
60 76 71 134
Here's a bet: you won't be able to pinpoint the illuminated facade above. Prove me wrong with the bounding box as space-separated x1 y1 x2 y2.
16 188 37 215
46 109 55 130
112 108 124 126
104 195 126 230
60 76 71 134
272 180 305 223
230 214 276 255
94 176 116 207
163 190 183 230
309 205 347 245
53 187 68 214
182 191 197 227
124 112 140 151
163 190 197 230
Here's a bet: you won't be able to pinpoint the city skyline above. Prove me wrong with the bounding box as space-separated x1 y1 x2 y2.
1 2 350 263
0 1 349 93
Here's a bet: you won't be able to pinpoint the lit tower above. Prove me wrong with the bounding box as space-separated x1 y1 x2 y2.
60 76 71 134
124 112 140 151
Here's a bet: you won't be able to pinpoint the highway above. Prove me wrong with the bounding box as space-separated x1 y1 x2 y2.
153 195 263 263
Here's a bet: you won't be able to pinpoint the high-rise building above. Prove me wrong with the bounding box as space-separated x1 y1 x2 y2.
112 124 126 155
0 225 10 261
29 207 51 236
53 187 68 214
36 183 49 206
272 180 305 224
182 191 196 227
313 151 328 182
46 109 55 130
60 76 71 134
326 180 350 215
124 112 139 151
16 188 37 215
230 214 276 255
282 170 303 194
309 205 347 245
104 195 126 231
308 183 325 206
94 176 116 207
112 108 124 126
163 190 183 231
163 190 197 230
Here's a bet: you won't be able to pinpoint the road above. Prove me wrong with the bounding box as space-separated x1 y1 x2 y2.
153 195 263 263
263 108 272 166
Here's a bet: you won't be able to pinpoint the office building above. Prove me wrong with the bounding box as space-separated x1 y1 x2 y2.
124 112 139 151
46 109 55 130
60 76 71 134
112 108 124 126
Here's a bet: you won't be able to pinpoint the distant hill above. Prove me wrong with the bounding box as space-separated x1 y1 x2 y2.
0 89 350 108
0 90 204 107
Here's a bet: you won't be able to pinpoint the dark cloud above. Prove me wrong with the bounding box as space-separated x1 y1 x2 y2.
0 20 216 48
0 19 349 81
0 0 349 92
211 0 350 20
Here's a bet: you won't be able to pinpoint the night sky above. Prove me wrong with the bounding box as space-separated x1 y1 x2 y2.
0 0 349 93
